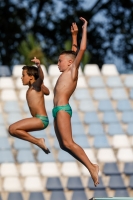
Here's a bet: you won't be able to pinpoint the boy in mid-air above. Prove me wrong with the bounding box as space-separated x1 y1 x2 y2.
53 17 99 186
9 57 50 154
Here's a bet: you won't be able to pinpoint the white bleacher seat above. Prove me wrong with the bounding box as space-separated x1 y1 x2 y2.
117 99 132 111
78 67 83 76
14 138 31 150
48 64 61 76
93 88 109 100
0 104 2 113
0 77 15 89
106 76 123 88
101 64 119 76
84 149 97 163
12 65 24 77
111 88 128 100
127 123 133 135
18 89 27 101
74 88 91 100
43 77 52 89
41 65 48 76
61 162 80 176
108 123 124 135
88 77 105 88
81 165 91 176
45 100 53 111
117 148 133 162
20 163 39 177
3 177 22 191
122 111 133 123
84 64 100 76
130 89 133 99
112 135 130 148
69 98 77 111
77 76 87 88
124 75 133 88
98 100 113 112
13 64 47 77
131 137 133 146
41 162 60 177
97 148 116 162
81 165 101 176
103 111 118 124
0 125 8 137
0 163 18 177
15 78 25 89
7 113 22 125
79 100 95 112
23 101 29 113
51 76 58 87
45 89 53 100
1 89 17 101
4 101 20 113
24 176 43 191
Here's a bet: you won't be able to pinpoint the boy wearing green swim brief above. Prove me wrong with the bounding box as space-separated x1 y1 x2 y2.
53 18 99 186
8 57 50 154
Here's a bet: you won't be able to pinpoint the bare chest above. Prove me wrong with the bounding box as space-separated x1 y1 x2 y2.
55 72 70 89
54 71 77 95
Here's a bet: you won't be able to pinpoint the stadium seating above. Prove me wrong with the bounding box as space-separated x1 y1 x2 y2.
0 63 132 199
0 66 11 77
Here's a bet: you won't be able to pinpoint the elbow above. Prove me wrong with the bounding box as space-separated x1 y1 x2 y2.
45 89 50 96
80 48 86 52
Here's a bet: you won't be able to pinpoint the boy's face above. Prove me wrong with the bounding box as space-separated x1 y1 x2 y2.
21 69 32 85
57 54 73 72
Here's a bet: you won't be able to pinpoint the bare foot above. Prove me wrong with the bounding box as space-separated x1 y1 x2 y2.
38 138 50 154
90 164 99 187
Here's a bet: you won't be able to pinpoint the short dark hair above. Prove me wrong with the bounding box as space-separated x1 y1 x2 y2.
59 50 77 58
22 65 39 80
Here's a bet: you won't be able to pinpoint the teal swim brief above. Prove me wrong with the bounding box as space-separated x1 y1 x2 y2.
52 104 72 118
35 114 49 129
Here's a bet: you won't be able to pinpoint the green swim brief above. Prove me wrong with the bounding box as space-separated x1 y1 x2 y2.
52 104 72 118
35 114 49 129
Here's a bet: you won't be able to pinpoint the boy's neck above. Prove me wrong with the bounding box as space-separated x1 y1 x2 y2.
29 79 35 86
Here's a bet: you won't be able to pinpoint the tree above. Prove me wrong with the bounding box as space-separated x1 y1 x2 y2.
1 0 133 70
18 34 50 68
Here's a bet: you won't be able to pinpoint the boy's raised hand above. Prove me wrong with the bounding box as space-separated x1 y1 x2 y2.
71 22 78 35
31 57 40 67
79 17 88 29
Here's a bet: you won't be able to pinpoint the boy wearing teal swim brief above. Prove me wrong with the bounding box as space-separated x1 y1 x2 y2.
53 17 99 186
8 57 50 154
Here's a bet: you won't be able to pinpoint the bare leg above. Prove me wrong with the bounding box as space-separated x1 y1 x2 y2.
54 111 99 186
8 117 50 154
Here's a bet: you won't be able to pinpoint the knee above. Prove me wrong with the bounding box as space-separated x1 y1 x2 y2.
8 125 16 136
61 140 74 151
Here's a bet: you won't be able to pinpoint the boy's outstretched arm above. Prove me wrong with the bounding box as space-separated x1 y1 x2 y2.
71 22 78 52
31 57 50 95
31 57 44 80
73 17 87 68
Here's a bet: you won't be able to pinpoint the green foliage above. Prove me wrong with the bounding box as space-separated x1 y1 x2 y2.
64 40 72 51
82 50 91 70
1 0 133 70
18 34 46 66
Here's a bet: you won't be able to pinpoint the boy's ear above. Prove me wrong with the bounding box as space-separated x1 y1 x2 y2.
68 59 73 66
30 75 35 80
